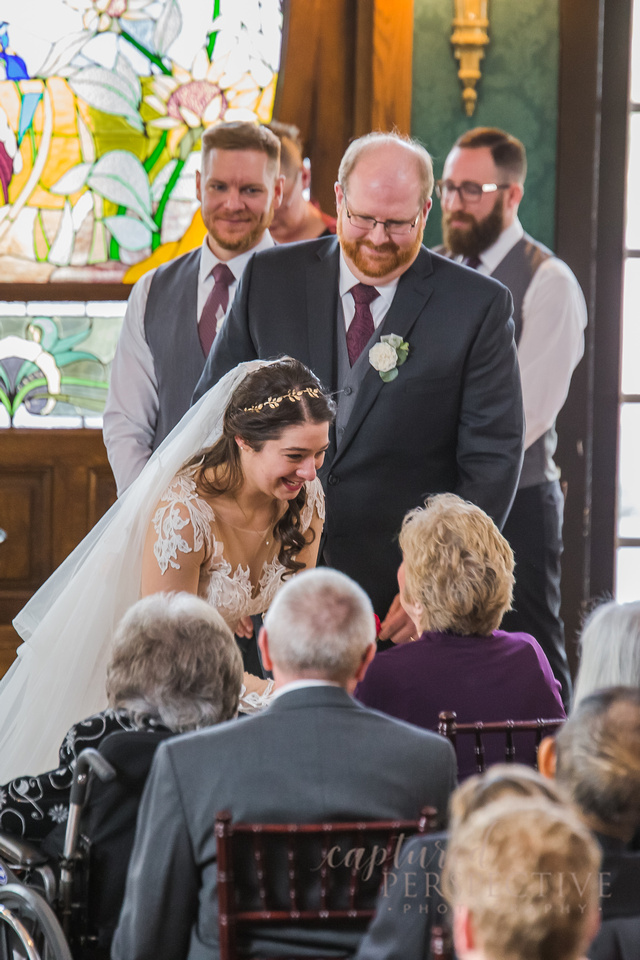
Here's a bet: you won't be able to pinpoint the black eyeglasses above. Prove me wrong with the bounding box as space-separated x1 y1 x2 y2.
342 194 423 236
435 180 510 204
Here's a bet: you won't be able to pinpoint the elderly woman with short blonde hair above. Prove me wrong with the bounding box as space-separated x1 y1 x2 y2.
356 494 565 776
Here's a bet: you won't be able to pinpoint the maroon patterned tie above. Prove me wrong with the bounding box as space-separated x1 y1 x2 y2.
347 283 379 366
463 255 482 269
198 262 235 356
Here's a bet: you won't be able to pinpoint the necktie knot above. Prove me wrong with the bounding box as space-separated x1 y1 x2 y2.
463 255 482 270
350 282 379 306
199 263 236 357
212 262 235 286
346 283 378 366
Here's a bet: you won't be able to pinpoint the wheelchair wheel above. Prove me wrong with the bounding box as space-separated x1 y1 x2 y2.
0 884 72 960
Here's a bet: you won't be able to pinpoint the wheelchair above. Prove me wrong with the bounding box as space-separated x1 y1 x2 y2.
0 730 171 960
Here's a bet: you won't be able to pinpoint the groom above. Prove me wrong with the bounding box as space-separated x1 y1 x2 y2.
195 132 524 642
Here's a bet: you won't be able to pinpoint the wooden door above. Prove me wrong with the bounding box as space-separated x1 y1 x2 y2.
0 430 116 677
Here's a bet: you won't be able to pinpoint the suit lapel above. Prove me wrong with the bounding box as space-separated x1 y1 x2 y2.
306 239 340 393
333 247 435 462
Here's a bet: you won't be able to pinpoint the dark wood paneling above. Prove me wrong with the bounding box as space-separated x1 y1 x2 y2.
0 625 19 677
0 468 52 599
0 430 116 677
0 284 130 301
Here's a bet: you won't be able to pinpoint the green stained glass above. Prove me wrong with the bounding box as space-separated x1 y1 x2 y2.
0 308 123 426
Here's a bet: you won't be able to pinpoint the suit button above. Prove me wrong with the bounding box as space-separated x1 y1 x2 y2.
328 474 340 485
343 386 353 396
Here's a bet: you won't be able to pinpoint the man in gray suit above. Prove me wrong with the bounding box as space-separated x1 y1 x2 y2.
194 132 524 644
112 568 457 960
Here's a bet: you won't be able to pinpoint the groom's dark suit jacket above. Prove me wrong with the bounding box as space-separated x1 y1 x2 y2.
194 237 524 616
112 686 457 960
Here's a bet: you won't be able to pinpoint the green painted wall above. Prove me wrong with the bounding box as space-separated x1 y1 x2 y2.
412 0 560 250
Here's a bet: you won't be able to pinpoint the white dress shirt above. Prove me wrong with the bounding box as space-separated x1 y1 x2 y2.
103 232 275 494
338 253 399 331
463 219 587 450
270 679 342 701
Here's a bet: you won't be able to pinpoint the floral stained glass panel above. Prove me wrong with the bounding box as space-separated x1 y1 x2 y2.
0 302 124 426
0 0 282 284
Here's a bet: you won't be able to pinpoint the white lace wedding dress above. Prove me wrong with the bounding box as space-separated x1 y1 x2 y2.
151 471 323 630
0 361 324 782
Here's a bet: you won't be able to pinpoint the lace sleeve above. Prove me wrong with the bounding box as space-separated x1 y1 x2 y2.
151 475 214 574
293 477 325 572
299 476 325 532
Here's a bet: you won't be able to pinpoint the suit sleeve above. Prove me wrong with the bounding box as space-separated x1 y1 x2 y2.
111 743 199 960
454 284 524 529
354 834 448 960
193 257 259 404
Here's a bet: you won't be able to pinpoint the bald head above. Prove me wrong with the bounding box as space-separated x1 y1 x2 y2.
338 133 434 204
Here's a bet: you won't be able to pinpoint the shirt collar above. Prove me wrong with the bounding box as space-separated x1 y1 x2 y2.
338 250 400 307
270 678 342 701
473 218 524 273
199 230 275 284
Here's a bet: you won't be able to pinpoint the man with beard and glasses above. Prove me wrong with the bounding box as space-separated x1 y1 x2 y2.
104 122 283 495
194 132 524 646
436 128 587 708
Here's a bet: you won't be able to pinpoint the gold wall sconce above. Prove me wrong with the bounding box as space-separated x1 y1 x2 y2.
451 0 490 116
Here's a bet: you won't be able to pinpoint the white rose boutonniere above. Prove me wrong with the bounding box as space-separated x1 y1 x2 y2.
369 334 409 382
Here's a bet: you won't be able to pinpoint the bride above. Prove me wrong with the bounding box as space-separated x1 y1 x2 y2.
0 358 335 781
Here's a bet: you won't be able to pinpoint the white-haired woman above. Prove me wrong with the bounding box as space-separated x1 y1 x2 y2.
572 600 640 709
0 592 242 842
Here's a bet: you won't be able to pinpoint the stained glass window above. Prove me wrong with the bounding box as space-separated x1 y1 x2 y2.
0 0 282 284
0 299 124 426
0 0 282 428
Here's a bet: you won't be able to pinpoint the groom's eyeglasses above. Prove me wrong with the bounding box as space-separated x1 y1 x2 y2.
342 194 423 237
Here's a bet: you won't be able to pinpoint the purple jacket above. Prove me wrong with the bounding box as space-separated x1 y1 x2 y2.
355 629 566 778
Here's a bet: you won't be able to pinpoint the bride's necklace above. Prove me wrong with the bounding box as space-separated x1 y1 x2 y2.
231 496 279 547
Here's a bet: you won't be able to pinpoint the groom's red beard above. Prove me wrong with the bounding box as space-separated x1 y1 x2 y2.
337 213 424 279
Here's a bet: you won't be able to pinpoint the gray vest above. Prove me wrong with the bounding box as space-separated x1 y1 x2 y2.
491 234 558 488
144 249 205 451
335 299 381 446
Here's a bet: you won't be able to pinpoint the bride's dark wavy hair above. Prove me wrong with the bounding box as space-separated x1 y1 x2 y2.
184 358 336 576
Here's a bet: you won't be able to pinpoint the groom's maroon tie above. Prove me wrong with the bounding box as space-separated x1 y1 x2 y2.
463 255 482 269
199 262 235 356
347 282 379 366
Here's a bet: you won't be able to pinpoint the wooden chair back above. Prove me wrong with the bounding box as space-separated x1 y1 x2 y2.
215 807 438 960
438 711 564 775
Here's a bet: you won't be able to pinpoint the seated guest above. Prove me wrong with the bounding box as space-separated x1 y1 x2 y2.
572 600 640 708
0 592 242 842
112 568 457 960
443 798 601 960
355 765 566 960
355 494 565 777
265 120 337 241
538 686 640 959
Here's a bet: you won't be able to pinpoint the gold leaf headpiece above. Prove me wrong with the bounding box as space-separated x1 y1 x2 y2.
242 386 322 414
